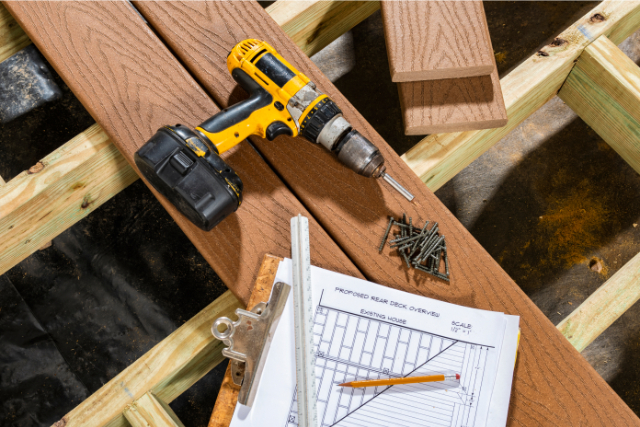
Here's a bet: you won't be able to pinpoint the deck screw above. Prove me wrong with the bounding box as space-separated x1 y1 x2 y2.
378 217 395 253
379 213 450 280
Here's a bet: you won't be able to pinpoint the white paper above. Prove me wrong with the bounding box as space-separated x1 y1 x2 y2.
230 259 518 427
486 316 520 427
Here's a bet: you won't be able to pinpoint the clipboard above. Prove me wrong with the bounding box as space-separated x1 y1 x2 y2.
208 254 283 427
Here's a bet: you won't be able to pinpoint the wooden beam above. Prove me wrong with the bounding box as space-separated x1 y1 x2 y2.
56 289 241 427
124 392 185 427
0 125 137 275
381 0 494 82
0 2 30 63
131 2 640 425
556 37 640 351
559 35 640 174
0 124 109 216
558 251 640 352
266 0 379 57
401 1 640 191
4 0 362 305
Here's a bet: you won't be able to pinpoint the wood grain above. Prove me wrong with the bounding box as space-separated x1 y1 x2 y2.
381 0 494 82
398 68 507 135
558 250 640 352
209 254 283 427
0 126 138 276
267 0 379 57
0 2 30 63
401 1 640 191
133 1 640 425
0 124 109 216
559 35 640 175
555 35 640 352
124 392 185 427
4 0 362 305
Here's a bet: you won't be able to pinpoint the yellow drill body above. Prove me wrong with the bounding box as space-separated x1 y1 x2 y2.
195 39 326 155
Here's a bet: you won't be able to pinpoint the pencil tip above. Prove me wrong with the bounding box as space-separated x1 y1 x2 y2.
338 382 351 387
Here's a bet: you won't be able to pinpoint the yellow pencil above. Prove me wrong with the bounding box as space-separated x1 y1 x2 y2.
339 373 460 388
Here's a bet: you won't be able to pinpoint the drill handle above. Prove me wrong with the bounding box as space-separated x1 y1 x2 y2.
199 69 272 138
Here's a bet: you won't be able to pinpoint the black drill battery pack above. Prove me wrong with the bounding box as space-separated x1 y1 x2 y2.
134 125 243 231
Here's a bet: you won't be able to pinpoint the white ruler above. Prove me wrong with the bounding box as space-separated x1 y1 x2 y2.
290 214 318 427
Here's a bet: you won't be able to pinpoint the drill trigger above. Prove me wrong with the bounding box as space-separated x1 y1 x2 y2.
266 121 293 141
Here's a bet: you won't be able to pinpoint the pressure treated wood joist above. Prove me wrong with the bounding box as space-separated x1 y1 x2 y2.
49 254 279 427
266 0 379 57
559 35 640 174
555 35 640 351
0 2 28 63
402 1 640 191
128 2 638 425
0 125 137 275
558 250 640 352
124 392 186 427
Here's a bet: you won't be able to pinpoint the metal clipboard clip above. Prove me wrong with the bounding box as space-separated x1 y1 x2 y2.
211 281 291 407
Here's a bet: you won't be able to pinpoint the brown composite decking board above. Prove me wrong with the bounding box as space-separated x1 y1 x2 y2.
130 2 638 425
398 68 508 135
380 0 495 82
3 0 363 305
382 0 507 135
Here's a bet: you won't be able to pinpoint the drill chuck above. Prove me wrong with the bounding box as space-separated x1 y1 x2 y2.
334 129 386 178
296 95 385 178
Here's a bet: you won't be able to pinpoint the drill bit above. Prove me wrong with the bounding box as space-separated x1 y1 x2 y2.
382 173 414 202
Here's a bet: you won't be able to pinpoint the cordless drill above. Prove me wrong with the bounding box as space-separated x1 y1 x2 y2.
135 39 413 231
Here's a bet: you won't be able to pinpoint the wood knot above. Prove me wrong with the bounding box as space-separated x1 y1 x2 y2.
28 161 45 174
590 13 606 23
81 194 93 209
549 38 567 47
52 419 67 427
537 50 549 57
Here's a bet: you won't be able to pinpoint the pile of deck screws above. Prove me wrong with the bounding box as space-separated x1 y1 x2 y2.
379 214 450 282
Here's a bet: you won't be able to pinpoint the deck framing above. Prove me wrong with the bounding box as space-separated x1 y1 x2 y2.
3 0 640 425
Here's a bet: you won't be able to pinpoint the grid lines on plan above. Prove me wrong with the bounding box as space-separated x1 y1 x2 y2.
284 304 491 427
